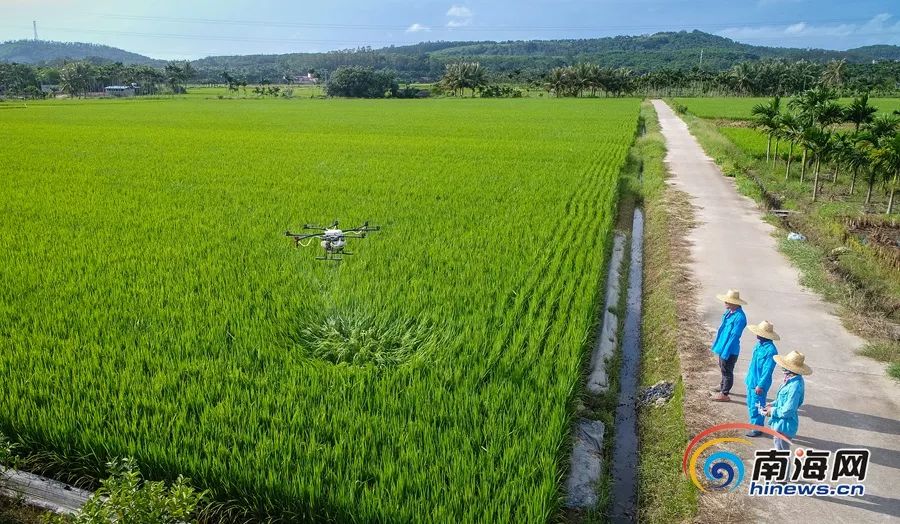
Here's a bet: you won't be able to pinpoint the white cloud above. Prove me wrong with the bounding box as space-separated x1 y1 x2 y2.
446 4 473 28
717 13 900 44
446 5 473 18
405 23 430 33
784 22 806 35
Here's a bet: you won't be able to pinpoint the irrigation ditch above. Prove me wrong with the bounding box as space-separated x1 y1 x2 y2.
565 116 646 523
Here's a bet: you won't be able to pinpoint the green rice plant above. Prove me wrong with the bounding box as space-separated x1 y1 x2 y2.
0 97 640 522
672 97 900 120
719 127 802 162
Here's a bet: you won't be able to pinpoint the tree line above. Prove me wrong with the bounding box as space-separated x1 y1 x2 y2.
0 60 194 98
750 89 900 213
3 55 897 99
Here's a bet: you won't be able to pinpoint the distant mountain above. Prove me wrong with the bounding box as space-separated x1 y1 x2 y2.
188 30 900 82
0 40 164 67
3 31 899 82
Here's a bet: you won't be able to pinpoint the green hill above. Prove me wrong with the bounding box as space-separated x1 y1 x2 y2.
3 31 899 82
0 40 164 67
188 30 900 82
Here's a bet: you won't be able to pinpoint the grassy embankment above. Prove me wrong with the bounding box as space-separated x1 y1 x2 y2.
669 102 900 380
633 102 698 522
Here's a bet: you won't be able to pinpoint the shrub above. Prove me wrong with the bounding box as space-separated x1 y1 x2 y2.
45 458 205 524
325 66 398 98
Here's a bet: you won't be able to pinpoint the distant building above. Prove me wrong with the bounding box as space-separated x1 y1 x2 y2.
40 84 60 94
291 72 318 85
104 85 135 97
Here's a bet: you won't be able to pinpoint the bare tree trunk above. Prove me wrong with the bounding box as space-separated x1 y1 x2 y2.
800 148 808 184
766 135 771 164
773 139 780 168
889 171 898 214
832 163 840 185
785 142 794 181
813 156 821 202
850 166 858 195
866 171 875 205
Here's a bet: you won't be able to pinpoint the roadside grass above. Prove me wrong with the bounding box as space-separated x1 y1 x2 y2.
634 101 698 522
670 104 900 379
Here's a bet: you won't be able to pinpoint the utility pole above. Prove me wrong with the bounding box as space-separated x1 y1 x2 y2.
33 20 38 41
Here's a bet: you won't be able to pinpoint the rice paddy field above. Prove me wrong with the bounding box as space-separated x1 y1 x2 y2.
672 96 900 120
0 97 639 521
717 127 802 161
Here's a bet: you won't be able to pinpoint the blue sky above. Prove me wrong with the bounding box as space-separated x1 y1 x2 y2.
2 0 899 59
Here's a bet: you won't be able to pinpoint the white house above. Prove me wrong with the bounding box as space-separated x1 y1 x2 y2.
104 85 135 97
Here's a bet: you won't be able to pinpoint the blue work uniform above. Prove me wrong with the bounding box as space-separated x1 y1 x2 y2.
769 374 805 439
711 307 747 395
744 340 778 426
711 307 747 359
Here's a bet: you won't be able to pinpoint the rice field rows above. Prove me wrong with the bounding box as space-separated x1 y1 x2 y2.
718 127 802 162
0 97 639 521
672 96 900 120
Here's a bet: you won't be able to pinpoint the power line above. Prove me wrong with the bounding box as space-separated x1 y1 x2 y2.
91 13 895 33
12 22 897 46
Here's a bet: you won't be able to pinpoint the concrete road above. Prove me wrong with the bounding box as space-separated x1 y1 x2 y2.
652 100 900 522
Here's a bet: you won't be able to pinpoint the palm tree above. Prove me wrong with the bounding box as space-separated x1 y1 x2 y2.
441 62 487 97
806 127 832 201
789 87 840 183
866 113 900 140
829 132 852 185
820 59 847 88
545 67 569 97
853 131 880 204
728 62 754 95
873 134 900 213
845 134 870 195
778 113 803 180
751 96 781 164
844 93 877 132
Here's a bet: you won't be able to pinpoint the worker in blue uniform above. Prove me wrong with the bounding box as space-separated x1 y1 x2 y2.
710 289 748 402
762 351 812 451
744 320 780 436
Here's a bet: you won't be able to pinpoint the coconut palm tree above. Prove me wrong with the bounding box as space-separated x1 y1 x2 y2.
751 96 781 164
820 59 847 88
545 67 569 97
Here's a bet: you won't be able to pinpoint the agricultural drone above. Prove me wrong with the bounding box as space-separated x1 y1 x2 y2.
285 220 380 261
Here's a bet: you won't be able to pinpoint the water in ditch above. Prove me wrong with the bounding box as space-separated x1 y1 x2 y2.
610 207 644 523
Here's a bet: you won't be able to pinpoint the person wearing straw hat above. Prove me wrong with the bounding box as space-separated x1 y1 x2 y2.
743 320 780 436
761 351 812 451
709 289 748 402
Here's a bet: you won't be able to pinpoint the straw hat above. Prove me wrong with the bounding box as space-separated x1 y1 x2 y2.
715 289 747 306
774 351 813 376
748 320 781 341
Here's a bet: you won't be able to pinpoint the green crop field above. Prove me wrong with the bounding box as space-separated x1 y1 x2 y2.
0 97 639 521
718 127 802 161
673 97 900 120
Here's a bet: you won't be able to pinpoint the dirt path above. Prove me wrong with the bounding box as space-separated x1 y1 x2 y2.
652 100 900 522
